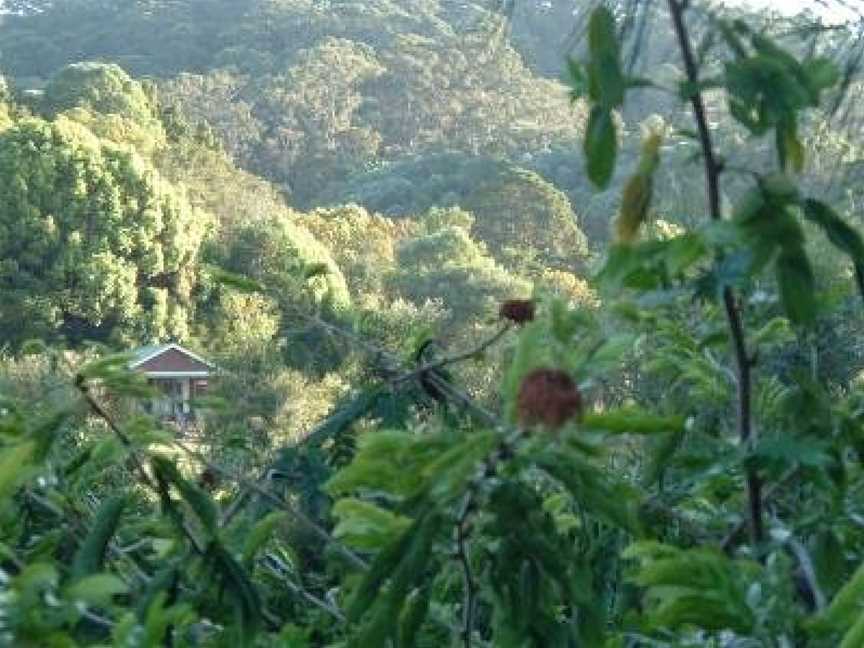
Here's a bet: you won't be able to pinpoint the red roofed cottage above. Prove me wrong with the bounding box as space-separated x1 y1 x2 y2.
129 343 214 422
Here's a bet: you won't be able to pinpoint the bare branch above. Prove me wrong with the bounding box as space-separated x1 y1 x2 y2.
666 0 763 546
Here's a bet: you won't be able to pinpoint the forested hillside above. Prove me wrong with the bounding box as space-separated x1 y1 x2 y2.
3 0 864 646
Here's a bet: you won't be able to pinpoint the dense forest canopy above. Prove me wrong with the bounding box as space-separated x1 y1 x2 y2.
4 0 864 646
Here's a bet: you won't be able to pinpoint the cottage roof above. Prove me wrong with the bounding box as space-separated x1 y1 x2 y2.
129 343 214 373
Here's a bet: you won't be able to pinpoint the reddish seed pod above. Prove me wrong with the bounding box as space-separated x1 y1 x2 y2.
198 467 219 491
499 299 536 325
516 368 583 430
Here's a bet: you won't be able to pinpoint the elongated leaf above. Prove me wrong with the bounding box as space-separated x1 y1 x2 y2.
566 58 588 102
584 106 617 189
399 587 431 648
347 516 421 621
152 457 218 535
841 613 864 648
65 573 128 607
810 559 864 633
775 246 816 326
135 565 180 621
73 494 128 578
588 6 624 108
332 499 411 552
582 408 685 435
803 199 864 261
0 441 34 503
207 541 263 645
304 388 382 448
242 512 289 565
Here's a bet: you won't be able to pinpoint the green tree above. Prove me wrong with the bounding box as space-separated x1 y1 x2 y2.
0 117 207 346
389 221 530 327
324 154 590 268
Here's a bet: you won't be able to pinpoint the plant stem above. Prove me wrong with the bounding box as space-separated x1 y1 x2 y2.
666 0 763 545
455 494 477 648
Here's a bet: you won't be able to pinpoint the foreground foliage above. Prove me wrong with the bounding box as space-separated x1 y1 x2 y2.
4 1 864 647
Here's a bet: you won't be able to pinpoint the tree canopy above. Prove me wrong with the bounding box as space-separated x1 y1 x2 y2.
0 117 207 346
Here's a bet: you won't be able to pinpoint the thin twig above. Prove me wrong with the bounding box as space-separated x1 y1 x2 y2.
74 376 156 491
263 553 347 623
75 377 207 555
394 324 512 385
666 0 763 546
172 439 369 571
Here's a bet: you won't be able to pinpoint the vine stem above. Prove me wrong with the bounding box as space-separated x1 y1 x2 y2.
666 0 763 545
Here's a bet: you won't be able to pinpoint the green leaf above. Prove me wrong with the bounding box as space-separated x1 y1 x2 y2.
348 509 442 626
242 512 289 565
841 614 864 648
582 408 686 435
398 586 431 648
802 57 840 99
775 246 816 326
332 499 411 552
152 456 218 535
751 316 794 346
347 524 416 622
584 106 617 189
803 199 864 261
810 559 864 633
566 58 588 102
536 448 638 533
624 543 758 634
588 6 625 108
20 339 47 356
72 494 128 578
752 436 830 469
13 562 59 595
777 117 804 171
0 441 35 504
304 388 382 448
65 574 128 607
206 541 263 644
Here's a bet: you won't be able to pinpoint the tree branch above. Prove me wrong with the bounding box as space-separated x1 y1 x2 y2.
394 324 512 386
666 0 763 546
75 377 207 555
263 553 347 623
172 439 369 572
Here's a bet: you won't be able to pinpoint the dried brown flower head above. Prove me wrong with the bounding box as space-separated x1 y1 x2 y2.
198 467 219 491
499 299 536 325
516 368 582 430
